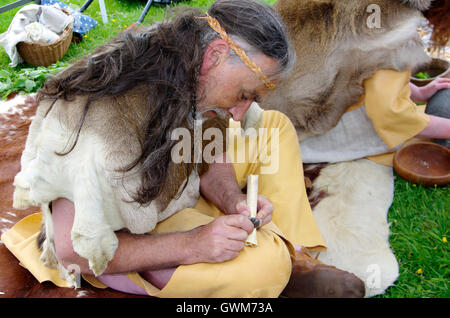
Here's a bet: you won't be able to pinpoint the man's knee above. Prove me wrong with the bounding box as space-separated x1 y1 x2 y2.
225 233 292 297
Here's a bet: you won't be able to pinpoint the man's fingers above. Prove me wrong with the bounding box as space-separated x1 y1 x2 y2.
225 239 245 252
223 214 254 234
257 213 272 227
232 195 274 227
235 200 250 216
227 226 251 242
255 195 274 226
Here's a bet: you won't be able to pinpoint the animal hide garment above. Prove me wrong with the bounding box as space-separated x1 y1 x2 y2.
0 95 146 297
305 159 398 297
259 0 428 296
10 87 229 285
262 0 431 140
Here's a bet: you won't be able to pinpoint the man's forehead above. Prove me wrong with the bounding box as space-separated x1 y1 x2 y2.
234 52 280 91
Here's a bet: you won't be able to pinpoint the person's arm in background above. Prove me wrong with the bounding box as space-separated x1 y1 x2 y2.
364 69 450 148
409 77 450 104
415 114 450 139
409 78 450 139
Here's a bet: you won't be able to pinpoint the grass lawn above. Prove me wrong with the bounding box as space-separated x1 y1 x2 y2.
0 0 448 298
381 176 449 298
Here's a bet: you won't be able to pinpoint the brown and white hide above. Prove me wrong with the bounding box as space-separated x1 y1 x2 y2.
11 87 229 286
304 159 398 297
262 0 432 140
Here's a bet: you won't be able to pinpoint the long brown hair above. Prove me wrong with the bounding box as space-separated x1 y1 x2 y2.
422 0 450 48
38 0 293 205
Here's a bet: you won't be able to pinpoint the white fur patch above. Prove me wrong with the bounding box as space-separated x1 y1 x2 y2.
310 159 398 297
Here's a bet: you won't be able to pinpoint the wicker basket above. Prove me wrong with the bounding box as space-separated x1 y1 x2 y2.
16 12 73 67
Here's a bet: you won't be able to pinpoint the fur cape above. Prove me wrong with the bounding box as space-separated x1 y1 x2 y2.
12 86 228 283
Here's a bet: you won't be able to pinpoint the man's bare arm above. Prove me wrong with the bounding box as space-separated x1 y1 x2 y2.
200 153 274 226
52 198 253 275
200 153 247 216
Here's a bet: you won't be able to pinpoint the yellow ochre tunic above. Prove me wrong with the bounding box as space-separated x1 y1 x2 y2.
1 110 326 298
356 69 430 166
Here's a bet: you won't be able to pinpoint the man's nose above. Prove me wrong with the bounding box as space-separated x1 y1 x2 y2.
230 100 253 121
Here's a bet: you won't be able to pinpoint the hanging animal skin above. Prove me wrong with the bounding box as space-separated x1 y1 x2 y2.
261 0 432 140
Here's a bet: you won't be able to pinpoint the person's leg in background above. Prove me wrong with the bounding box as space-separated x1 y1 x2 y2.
425 88 450 147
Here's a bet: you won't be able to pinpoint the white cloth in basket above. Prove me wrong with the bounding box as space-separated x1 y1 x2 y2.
0 4 73 66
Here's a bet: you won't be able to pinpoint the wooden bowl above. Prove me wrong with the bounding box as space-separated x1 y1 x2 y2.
410 58 450 87
394 142 450 187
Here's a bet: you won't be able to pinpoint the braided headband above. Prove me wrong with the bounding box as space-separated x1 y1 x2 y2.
197 13 276 90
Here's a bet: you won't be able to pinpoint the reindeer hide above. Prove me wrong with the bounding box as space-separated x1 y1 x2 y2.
262 0 431 140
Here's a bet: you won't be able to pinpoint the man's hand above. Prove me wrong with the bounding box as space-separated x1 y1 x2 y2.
199 154 274 230
230 194 274 228
186 215 254 263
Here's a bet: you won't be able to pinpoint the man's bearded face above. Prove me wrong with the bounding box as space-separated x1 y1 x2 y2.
196 51 279 122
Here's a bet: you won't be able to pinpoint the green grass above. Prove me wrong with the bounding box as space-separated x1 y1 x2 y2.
0 0 211 71
0 0 276 68
0 0 275 96
380 176 449 298
0 0 448 298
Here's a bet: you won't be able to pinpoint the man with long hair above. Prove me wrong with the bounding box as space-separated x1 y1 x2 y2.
3 0 364 297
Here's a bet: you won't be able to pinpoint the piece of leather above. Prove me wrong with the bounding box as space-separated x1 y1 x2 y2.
281 252 365 298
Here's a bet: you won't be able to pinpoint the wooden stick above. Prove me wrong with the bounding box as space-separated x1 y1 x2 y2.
245 174 258 247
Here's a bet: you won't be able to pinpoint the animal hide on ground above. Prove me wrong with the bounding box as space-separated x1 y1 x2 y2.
304 159 398 297
262 0 432 140
260 1 428 296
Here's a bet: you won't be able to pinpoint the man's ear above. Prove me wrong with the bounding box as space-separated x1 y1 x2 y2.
199 39 230 75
